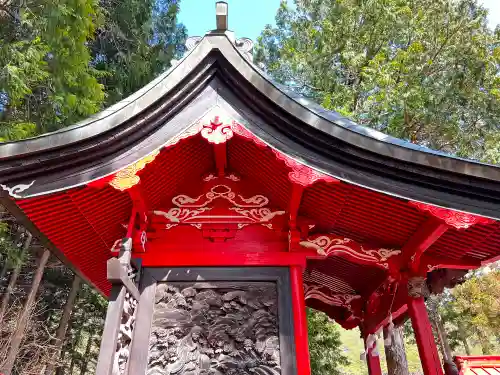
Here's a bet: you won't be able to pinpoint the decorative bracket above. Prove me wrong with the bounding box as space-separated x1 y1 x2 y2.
304 283 363 328
108 238 140 300
109 151 159 191
150 175 286 242
273 150 339 187
407 276 429 298
300 234 401 270
409 201 495 229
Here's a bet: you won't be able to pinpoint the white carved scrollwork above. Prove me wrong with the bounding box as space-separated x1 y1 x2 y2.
0 180 35 198
300 234 400 269
152 182 285 231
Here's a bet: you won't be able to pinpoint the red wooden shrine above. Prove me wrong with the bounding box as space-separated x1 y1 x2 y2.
1 4 500 375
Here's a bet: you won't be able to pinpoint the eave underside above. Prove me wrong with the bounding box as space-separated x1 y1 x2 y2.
8 131 500 332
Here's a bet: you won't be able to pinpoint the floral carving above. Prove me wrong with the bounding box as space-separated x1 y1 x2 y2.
147 282 281 374
409 201 496 229
200 116 234 144
109 151 159 191
114 292 138 375
272 150 338 187
151 182 285 232
300 234 400 270
171 185 269 209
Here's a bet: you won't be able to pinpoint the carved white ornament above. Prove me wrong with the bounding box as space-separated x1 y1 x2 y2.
203 174 241 182
200 116 234 144
304 284 360 308
0 180 35 198
152 184 285 228
300 235 400 269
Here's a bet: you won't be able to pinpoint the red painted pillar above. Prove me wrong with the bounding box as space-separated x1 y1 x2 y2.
290 265 311 375
364 335 383 375
408 296 444 375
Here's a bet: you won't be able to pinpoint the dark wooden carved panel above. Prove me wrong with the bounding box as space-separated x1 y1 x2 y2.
147 281 281 374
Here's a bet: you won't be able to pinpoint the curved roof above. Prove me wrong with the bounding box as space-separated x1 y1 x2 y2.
1 31 500 217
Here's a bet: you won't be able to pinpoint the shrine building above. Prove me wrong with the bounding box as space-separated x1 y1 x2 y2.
1 3 500 375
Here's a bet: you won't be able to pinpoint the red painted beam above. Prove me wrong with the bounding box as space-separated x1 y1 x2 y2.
399 217 449 274
135 250 310 267
290 266 311 375
214 143 227 177
373 304 408 334
364 218 449 332
419 254 482 273
408 297 444 375
363 335 383 375
289 183 304 251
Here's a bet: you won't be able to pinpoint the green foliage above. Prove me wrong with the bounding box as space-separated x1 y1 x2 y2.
255 0 500 162
0 0 105 138
439 269 500 354
89 0 187 104
0 0 186 141
307 308 349 375
0 223 27 269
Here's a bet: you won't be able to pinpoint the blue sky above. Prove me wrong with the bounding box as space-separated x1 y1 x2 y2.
178 0 499 41
178 0 280 41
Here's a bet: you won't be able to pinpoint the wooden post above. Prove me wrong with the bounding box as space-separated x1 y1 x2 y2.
408 296 444 375
1 248 50 375
95 285 127 375
290 265 311 375
96 237 140 375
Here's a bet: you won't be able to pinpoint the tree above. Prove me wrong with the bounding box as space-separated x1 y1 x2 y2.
0 0 105 140
43 275 81 375
441 269 500 354
1 248 50 375
0 0 187 141
307 308 349 375
0 232 31 325
255 0 500 162
90 0 187 105
383 326 409 375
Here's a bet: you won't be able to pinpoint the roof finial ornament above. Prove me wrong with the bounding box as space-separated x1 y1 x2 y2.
184 1 254 61
216 1 228 31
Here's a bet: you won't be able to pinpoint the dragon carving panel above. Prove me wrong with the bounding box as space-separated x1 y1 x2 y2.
147 282 281 375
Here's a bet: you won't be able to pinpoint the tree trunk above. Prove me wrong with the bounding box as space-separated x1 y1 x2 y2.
79 330 95 375
0 232 31 324
428 296 452 361
44 275 81 375
384 325 410 375
435 314 453 361
56 343 67 375
0 261 9 283
457 322 471 355
1 247 49 375
69 324 84 375
479 336 493 355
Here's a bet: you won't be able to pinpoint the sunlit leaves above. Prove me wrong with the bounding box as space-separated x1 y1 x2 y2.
256 0 500 162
